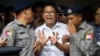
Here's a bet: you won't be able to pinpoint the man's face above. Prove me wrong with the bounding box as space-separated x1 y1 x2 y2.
66 14 82 27
25 7 34 23
95 8 100 25
57 13 67 24
42 5 57 24
35 7 42 18
9 11 15 21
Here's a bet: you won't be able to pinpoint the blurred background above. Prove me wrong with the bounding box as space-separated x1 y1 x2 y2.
0 0 99 10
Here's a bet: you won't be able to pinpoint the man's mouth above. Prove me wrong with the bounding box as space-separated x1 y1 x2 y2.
47 18 52 19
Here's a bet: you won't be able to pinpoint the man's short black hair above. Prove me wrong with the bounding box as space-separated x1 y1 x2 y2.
32 1 45 12
42 3 57 13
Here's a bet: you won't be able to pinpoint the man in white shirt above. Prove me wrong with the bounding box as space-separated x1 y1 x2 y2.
34 3 70 56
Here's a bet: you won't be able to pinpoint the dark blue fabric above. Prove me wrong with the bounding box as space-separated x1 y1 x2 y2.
0 46 22 55
56 5 67 13
64 5 83 15
13 1 32 12
90 22 100 42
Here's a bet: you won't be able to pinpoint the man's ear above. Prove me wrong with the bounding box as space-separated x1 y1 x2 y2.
23 9 27 15
78 15 82 21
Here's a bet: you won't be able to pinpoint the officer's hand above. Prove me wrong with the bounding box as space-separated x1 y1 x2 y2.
0 38 7 47
34 41 43 56
86 54 90 56
37 30 49 46
62 35 70 44
34 41 40 49
50 32 59 45
68 20 76 35
33 41 40 53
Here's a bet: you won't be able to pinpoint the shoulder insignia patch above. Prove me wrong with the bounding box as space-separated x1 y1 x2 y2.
4 27 14 37
85 28 93 40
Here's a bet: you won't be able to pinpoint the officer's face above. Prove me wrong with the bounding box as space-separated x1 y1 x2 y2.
66 14 82 27
95 7 100 25
25 7 34 23
42 5 57 25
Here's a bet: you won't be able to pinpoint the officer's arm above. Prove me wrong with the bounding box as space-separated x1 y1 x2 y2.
55 35 70 53
72 28 94 55
54 27 70 53
34 41 43 56
1 26 16 46
55 42 70 53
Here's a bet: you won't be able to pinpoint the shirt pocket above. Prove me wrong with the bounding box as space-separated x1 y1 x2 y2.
16 30 29 47
18 30 29 39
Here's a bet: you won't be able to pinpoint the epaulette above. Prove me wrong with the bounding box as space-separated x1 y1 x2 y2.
7 21 15 26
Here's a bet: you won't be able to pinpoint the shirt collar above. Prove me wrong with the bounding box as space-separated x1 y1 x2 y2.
43 22 60 30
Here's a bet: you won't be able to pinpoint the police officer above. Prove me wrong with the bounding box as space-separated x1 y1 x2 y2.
57 5 68 24
64 6 94 56
0 1 35 56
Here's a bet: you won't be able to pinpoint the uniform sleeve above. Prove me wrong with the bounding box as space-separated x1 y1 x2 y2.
1 26 16 46
72 28 94 55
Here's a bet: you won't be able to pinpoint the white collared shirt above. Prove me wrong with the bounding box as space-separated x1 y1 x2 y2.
35 22 70 56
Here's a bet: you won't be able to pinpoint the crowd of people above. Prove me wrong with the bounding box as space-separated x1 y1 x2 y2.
0 0 100 56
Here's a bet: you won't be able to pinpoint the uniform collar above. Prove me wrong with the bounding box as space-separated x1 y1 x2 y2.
43 22 60 30
14 19 22 25
14 19 30 28
79 21 87 29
